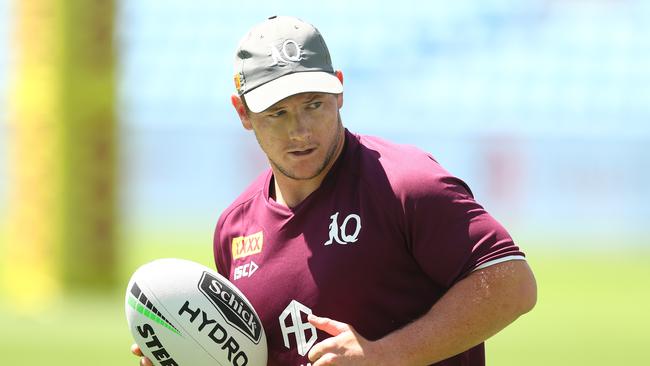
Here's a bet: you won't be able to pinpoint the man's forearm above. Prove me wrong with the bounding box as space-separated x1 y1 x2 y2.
375 260 537 365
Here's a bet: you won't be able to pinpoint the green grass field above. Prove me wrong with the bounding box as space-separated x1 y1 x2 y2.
1 238 648 366
488 248 650 365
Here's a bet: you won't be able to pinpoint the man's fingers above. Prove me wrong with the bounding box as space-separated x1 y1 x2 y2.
311 352 337 366
307 315 356 362
308 337 337 362
131 343 153 366
308 314 350 336
130 343 143 356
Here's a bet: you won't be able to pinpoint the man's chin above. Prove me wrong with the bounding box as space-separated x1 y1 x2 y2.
283 170 323 181
274 163 326 181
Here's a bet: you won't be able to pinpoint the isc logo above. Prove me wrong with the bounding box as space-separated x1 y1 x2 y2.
234 261 259 280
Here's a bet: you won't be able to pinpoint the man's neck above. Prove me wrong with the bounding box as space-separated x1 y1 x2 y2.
271 174 323 208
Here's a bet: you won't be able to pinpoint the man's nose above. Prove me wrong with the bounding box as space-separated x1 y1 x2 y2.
287 112 312 141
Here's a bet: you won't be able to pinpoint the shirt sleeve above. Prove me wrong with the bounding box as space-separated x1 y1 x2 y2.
403 171 525 289
213 214 232 277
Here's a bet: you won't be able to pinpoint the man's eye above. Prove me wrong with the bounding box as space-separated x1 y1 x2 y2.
308 101 322 109
269 110 286 118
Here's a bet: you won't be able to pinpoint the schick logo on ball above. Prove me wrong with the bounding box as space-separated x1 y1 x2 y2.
198 272 263 343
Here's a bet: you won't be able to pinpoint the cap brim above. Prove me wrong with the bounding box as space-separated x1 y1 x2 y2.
244 71 343 113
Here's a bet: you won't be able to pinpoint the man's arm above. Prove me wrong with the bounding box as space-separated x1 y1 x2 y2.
307 259 537 366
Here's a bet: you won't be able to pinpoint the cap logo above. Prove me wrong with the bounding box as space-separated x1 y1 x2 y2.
269 39 303 66
234 71 244 91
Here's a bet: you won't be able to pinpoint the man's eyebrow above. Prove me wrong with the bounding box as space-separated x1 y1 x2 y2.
302 94 323 104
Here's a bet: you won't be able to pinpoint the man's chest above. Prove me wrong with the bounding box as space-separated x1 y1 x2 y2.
221 200 417 365
226 197 404 300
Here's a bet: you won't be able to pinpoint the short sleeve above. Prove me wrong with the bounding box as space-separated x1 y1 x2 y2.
404 173 525 289
213 215 232 277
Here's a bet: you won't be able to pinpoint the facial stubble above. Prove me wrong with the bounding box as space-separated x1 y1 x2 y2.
256 113 344 181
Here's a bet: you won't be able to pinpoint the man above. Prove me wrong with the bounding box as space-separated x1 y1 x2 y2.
132 15 536 365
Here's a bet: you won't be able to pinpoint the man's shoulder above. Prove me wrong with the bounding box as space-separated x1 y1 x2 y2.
355 133 440 169
353 132 461 196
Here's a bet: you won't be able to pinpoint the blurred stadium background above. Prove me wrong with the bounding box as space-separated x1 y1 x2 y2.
0 0 648 365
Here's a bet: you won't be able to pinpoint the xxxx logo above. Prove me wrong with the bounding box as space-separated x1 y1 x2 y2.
231 231 263 259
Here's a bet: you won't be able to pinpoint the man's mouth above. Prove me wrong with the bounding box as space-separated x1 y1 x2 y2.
289 148 316 157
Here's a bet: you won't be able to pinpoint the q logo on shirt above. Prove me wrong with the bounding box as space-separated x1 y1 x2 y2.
324 212 361 246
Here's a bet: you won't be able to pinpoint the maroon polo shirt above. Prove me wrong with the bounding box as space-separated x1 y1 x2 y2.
214 129 525 366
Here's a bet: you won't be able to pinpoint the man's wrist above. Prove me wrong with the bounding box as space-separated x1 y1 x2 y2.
370 336 407 366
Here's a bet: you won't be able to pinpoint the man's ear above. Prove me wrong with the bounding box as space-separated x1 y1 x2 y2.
231 94 253 130
335 70 344 109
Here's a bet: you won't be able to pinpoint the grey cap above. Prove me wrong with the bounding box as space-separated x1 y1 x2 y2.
234 16 343 113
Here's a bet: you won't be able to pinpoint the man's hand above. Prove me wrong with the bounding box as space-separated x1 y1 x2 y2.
130 343 153 366
307 315 389 366
307 260 536 365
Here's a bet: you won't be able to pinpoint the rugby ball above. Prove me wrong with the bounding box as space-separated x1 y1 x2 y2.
125 258 267 366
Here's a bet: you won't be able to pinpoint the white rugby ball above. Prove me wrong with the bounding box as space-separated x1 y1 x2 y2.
125 258 267 366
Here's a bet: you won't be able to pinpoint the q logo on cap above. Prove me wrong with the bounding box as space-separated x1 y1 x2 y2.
269 40 303 66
